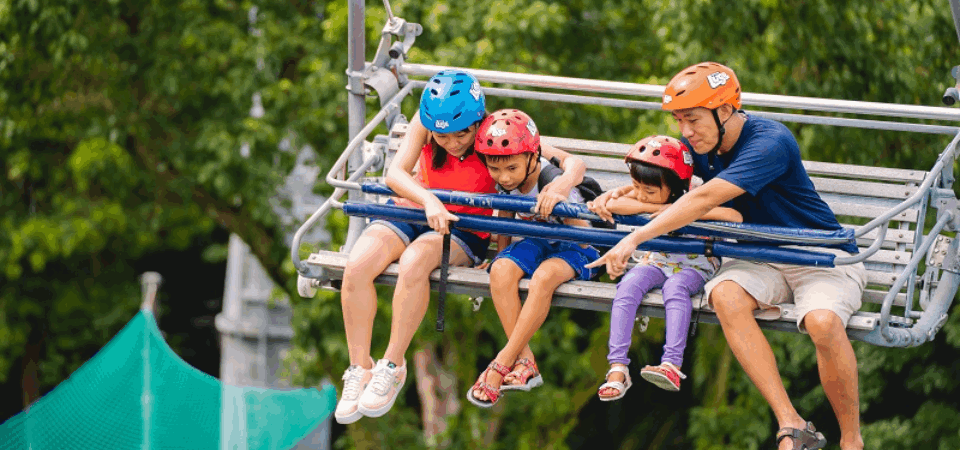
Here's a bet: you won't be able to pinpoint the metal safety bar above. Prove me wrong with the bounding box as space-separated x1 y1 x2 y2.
401 64 960 123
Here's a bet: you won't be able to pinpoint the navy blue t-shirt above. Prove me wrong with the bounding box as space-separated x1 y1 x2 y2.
684 115 857 254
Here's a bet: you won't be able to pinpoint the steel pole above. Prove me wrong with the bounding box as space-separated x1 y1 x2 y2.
950 0 960 44
345 0 367 252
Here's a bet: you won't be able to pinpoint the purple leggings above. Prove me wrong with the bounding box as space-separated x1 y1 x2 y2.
607 265 706 368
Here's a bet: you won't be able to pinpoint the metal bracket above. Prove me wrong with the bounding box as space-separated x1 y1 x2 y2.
345 69 367 96
943 65 960 106
927 235 952 268
918 268 935 310
635 315 650 333
369 17 423 74
383 18 422 59
928 313 949 340
927 235 960 273
362 139 387 174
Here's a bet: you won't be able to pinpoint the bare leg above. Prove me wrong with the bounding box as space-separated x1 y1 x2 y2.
803 310 864 450
710 281 807 450
340 225 406 369
382 233 469 365
486 258 536 376
474 259 574 400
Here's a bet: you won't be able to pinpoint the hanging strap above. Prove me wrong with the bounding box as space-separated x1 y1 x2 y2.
436 231 451 331
689 290 705 338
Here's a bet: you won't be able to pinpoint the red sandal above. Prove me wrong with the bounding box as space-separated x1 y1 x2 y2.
466 360 511 408
501 358 544 392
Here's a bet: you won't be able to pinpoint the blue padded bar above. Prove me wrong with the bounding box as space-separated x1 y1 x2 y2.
360 183 855 245
343 202 837 267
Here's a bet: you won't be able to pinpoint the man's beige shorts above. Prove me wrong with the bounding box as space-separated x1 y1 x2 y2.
704 246 867 332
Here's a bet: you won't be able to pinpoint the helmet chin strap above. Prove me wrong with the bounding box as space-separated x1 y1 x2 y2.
504 151 540 192
707 107 738 168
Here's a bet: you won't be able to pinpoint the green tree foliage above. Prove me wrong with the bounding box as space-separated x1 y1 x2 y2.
2 0 959 449
0 0 339 405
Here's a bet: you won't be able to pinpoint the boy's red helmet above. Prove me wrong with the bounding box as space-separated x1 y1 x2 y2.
662 62 741 111
475 109 540 156
625 135 693 181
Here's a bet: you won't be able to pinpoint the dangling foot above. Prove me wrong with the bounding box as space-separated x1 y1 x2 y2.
357 358 407 418
334 357 374 424
501 358 543 392
598 364 632 401
640 361 686 392
776 421 827 450
467 360 511 408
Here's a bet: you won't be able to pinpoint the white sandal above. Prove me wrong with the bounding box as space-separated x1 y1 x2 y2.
598 365 632 402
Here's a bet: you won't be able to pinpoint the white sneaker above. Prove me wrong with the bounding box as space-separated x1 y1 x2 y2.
357 358 407 418
334 359 374 424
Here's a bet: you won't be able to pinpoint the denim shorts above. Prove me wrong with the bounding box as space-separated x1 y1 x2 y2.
492 238 601 281
369 219 489 266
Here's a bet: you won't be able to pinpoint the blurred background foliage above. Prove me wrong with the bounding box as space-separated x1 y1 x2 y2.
1 0 959 449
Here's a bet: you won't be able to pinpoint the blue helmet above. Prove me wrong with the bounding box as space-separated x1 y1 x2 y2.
419 70 486 133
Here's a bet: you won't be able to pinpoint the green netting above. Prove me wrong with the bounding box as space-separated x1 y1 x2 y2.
0 310 336 450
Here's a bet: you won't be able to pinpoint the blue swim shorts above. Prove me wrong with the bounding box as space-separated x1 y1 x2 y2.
492 238 601 281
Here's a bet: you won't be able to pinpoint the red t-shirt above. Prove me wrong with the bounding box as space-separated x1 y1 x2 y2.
394 144 497 238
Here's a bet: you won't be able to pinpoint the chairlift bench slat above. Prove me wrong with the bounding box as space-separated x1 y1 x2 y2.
306 250 908 338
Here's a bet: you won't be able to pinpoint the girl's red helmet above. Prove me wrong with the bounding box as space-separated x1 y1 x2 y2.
624 135 693 181
475 109 540 156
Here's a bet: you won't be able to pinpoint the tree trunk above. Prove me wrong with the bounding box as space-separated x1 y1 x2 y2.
413 344 462 448
21 324 44 409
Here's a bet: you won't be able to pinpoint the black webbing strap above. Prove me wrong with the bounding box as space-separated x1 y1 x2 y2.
436 231 451 331
690 290 704 338
704 238 716 257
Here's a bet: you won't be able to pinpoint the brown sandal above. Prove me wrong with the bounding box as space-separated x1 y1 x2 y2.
466 360 511 408
501 358 544 392
775 421 827 450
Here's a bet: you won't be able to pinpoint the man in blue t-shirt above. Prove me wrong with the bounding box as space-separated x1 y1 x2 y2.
588 63 866 450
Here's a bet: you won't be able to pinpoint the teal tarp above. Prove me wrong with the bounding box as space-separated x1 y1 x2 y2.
0 310 336 450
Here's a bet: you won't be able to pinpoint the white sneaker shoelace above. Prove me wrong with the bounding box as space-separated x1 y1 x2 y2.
341 366 367 400
368 365 396 396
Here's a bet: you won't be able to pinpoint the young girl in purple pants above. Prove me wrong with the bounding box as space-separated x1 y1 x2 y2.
587 135 742 399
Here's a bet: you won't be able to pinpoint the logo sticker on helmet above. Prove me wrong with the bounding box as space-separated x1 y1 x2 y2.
435 120 449 130
526 119 538 137
647 140 662 150
490 127 507 137
707 72 730 89
470 82 482 101
663 94 673 104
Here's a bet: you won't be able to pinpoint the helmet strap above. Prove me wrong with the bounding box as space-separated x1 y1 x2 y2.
514 150 540 192
708 107 740 155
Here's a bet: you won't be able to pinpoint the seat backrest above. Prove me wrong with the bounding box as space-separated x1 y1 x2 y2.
540 135 928 311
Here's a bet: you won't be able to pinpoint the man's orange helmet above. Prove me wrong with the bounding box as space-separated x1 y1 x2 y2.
662 62 741 111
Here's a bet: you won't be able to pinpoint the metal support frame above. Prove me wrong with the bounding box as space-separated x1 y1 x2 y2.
344 0 367 253
400 64 960 122
294 7 960 347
